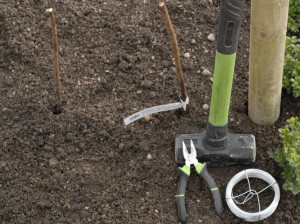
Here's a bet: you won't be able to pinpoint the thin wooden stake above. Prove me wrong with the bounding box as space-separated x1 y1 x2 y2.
159 2 188 101
46 8 62 113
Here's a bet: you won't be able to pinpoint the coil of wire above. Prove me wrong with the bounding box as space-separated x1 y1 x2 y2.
225 169 280 222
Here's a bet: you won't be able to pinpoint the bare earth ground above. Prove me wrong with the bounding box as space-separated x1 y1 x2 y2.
1 0 300 223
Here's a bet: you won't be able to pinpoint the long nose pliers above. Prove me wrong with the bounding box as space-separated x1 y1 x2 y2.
176 140 224 223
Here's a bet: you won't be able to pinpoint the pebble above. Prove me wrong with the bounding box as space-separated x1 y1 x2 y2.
207 33 216 42
144 115 151 122
202 68 211 76
210 77 214 82
49 158 58 167
204 49 209 54
147 153 152 160
183 52 191 58
202 104 209 111
190 39 196 44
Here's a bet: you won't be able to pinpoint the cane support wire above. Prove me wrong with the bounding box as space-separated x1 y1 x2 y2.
225 169 280 222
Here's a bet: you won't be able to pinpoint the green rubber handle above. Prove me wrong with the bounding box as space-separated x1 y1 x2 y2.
208 0 244 127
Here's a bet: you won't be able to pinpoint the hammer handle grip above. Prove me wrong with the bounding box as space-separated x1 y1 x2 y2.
217 0 245 54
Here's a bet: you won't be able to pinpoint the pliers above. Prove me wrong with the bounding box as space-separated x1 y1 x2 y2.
176 140 223 223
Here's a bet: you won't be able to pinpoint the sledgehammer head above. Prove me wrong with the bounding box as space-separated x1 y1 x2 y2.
175 132 256 166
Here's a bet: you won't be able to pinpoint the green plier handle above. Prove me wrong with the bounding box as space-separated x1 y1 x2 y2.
176 163 223 223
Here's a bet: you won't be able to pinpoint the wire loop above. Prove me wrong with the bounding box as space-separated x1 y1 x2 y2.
225 169 280 222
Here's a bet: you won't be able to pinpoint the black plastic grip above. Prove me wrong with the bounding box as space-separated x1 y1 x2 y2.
200 165 224 216
217 0 245 54
176 171 189 223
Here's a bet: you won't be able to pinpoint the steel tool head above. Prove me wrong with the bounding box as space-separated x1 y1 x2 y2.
182 140 198 167
175 132 256 166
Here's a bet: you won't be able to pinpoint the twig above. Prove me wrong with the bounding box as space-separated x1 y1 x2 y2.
159 2 188 101
46 8 62 113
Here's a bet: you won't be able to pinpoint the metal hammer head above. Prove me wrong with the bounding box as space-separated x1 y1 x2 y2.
175 131 256 166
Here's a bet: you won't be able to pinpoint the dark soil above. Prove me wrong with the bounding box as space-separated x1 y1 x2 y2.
1 0 300 223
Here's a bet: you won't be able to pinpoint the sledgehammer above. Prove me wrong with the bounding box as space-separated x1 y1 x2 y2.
175 0 256 166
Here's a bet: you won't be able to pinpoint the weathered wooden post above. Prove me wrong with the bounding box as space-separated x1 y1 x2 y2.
248 0 290 125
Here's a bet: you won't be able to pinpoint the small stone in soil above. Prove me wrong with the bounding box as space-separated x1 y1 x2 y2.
144 115 151 122
183 52 191 58
202 69 211 76
147 153 152 160
202 104 209 111
49 158 58 167
207 33 216 42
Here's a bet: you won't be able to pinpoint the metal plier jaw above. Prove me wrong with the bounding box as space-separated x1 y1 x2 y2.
176 141 224 223
182 140 198 167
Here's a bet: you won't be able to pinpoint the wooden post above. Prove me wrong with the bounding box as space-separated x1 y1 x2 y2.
248 0 289 125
